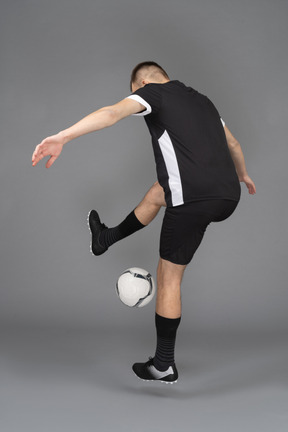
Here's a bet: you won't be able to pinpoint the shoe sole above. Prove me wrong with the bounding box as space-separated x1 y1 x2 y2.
87 211 94 256
133 371 178 385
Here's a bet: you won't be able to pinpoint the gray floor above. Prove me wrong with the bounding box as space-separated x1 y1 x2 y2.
1 326 287 432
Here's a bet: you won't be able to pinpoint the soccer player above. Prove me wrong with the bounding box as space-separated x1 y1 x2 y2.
32 61 256 384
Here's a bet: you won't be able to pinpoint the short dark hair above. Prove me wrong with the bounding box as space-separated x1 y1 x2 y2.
130 61 169 91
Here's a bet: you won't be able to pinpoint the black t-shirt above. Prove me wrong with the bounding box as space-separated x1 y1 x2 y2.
126 80 241 207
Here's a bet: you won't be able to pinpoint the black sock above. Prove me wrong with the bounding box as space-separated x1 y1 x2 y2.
99 210 145 249
153 313 181 371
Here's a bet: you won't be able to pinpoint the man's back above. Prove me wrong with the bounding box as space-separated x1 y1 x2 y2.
128 80 241 207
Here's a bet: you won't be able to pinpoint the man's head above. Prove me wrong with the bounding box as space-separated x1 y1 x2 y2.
130 61 170 92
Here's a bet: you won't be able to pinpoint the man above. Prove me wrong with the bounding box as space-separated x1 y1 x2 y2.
32 61 256 384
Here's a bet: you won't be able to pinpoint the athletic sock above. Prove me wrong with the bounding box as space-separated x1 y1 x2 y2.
99 210 145 249
153 313 181 371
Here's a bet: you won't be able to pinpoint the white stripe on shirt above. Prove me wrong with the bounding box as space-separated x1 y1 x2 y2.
158 130 184 206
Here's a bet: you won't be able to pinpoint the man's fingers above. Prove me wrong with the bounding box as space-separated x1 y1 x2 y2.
32 150 45 166
250 181 256 194
247 182 256 194
46 155 57 168
32 144 41 162
32 143 50 166
32 152 42 166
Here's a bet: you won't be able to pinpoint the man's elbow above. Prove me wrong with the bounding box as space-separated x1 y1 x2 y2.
100 106 119 126
228 137 240 149
224 126 240 149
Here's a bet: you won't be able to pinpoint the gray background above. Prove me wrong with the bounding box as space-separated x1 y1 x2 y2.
1 0 287 431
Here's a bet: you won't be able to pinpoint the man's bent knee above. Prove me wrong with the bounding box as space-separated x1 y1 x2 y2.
147 182 166 207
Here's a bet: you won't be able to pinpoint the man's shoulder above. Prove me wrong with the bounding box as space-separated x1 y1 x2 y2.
161 80 199 95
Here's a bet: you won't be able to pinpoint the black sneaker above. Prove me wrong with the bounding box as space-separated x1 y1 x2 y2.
132 357 178 384
87 210 108 256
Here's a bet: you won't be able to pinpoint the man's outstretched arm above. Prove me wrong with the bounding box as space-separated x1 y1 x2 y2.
32 98 144 168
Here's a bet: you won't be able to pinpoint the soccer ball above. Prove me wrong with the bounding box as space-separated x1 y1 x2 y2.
116 267 155 308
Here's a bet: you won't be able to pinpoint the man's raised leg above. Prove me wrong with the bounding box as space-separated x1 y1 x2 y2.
88 182 166 255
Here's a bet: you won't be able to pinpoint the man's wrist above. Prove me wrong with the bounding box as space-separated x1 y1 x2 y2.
238 172 248 182
58 130 71 145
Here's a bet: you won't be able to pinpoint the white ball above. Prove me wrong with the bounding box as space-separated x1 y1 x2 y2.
116 267 155 308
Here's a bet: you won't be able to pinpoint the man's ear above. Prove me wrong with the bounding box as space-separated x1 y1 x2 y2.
142 79 150 87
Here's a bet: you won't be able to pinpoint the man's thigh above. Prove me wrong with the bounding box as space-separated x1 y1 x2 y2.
159 199 239 265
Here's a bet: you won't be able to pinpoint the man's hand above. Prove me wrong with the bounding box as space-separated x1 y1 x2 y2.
32 132 65 168
239 174 256 195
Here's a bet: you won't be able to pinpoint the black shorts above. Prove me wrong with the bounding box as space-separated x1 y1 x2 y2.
159 199 240 265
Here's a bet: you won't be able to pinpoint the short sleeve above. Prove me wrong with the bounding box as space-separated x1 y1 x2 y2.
220 117 225 127
126 84 162 116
